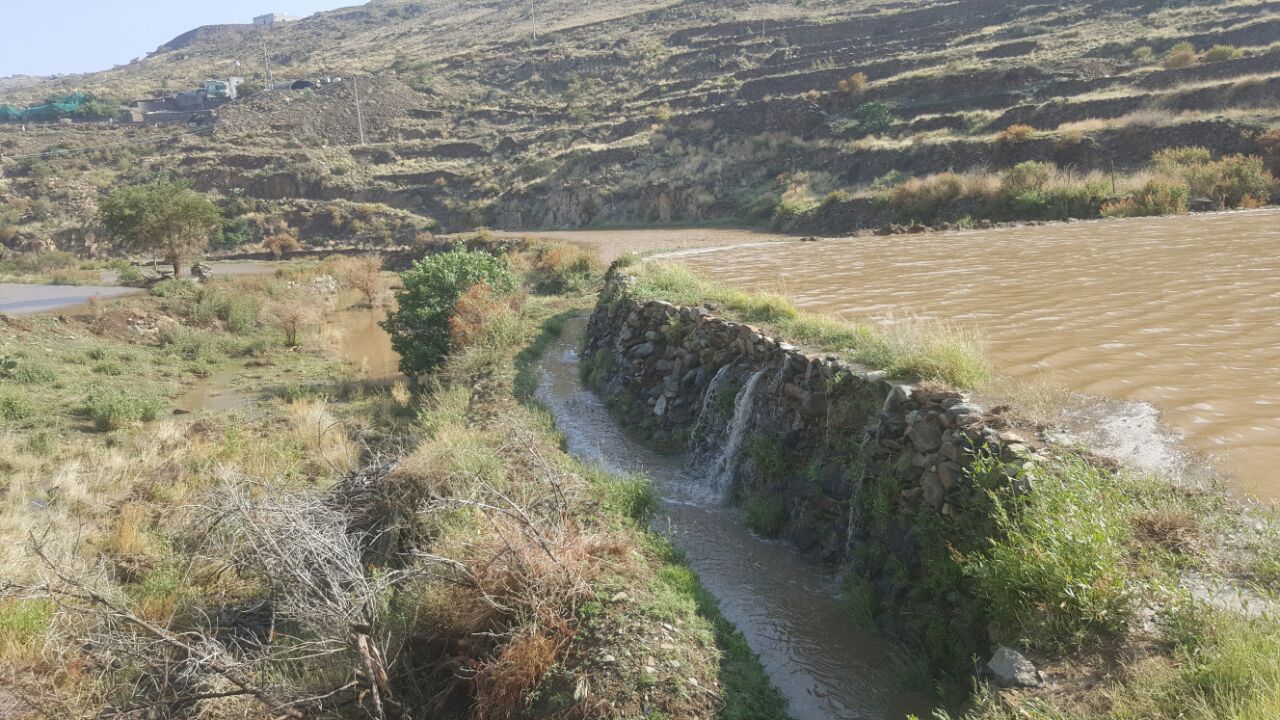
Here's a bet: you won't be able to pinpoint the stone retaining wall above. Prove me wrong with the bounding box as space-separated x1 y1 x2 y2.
582 268 1042 672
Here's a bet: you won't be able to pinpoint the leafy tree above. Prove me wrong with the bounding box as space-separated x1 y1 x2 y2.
98 180 222 277
381 249 516 375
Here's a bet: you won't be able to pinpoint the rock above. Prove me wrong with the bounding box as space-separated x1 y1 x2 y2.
654 396 667 417
938 462 964 489
601 654 617 664
908 421 943 452
945 402 982 421
921 471 945 509
632 342 655 359
987 646 1039 687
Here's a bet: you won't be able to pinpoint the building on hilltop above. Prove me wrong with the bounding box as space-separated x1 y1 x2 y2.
253 12 298 26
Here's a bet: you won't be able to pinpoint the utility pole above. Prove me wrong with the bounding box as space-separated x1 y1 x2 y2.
353 77 367 146
261 34 274 89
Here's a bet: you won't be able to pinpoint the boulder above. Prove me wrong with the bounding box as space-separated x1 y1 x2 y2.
987 646 1040 687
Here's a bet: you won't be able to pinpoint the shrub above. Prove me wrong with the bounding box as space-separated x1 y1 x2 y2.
1163 42 1198 69
1153 146 1212 171
158 325 224 361
11 361 56 385
1132 45 1155 64
383 249 516 375
528 243 602 294
1000 161 1053 194
147 278 194 299
336 254 384 306
448 282 510 349
84 387 164 431
854 101 894 133
0 389 34 421
1154 148 1274 207
265 291 321 347
263 233 302 259
1102 179 1190 217
996 124 1037 145
1202 44 1241 63
837 71 869 95
961 457 1133 650
1260 129 1280 175
744 496 787 537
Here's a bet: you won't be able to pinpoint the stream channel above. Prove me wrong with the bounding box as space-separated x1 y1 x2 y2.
535 315 930 720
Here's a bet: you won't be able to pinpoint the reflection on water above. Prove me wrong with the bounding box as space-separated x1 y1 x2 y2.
535 316 930 720
678 209 1280 499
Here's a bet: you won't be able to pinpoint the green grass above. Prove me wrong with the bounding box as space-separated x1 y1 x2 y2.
84 386 165 431
0 599 54 654
744 496 787 537
626 262 992 388
960 456 1134 651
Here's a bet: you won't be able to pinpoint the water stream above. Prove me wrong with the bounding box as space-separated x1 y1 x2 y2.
535 316 929 720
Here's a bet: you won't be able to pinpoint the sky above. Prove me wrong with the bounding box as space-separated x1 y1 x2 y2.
0 1 355 77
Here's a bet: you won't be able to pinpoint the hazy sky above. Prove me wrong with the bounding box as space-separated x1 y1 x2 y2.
0 1 355 77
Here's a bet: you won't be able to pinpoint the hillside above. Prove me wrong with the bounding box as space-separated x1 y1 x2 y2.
1 0 1278 248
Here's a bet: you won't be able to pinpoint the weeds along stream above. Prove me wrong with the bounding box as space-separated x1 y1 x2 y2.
534 313 933 720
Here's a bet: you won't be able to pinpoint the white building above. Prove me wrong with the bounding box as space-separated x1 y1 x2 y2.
253 12 297 26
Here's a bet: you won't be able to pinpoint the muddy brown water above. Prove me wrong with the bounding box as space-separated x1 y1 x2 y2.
536 316 932 720
671 209 1280 500
175 306 401 413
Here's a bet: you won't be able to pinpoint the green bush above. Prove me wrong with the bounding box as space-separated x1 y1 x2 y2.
744 496 787 537
149 278 198 299
1000 162 1053 194
92 362 125 376
1202 44 1241 63
835 101 896 137
84 387 164 431
11 361 57 385
1148 149 1271 208
961 457 1133 650
0 389 35 421
181 287 261 333
382 249 516 375
1102 179 1190 217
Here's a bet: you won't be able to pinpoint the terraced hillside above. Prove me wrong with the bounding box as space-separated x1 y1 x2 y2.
2 0 1278 246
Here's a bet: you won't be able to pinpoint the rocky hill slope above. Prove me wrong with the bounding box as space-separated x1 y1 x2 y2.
2 0 1278 245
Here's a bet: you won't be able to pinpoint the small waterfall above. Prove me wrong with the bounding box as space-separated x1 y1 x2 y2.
709 369 768 495
693 365 734 433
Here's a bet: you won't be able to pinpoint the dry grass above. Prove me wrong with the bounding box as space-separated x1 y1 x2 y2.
285 398 359 475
